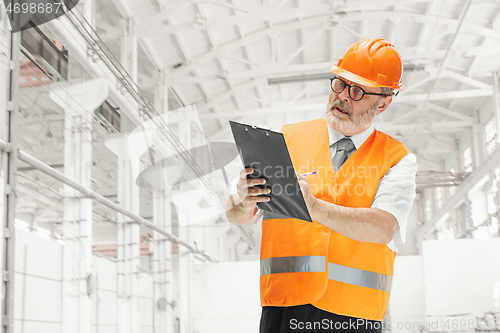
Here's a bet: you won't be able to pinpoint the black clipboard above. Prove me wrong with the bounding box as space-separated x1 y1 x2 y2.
229 121 312 222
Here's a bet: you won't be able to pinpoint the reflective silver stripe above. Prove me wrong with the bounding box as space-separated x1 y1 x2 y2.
260 256 326 276
328 263 392 292
263 211 293 220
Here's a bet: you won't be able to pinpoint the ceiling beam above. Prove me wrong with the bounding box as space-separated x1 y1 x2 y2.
193 2 240 129
136 4 331 37
166 10 500 78
199 87 493 119
202 109 472 134
442 69 491 91
229 0 267 111
390 105 422 124
427 103 474 122
167 16 323 78
139 0 432 37
414 0 440 51
394 88 493 103
197 78 266 113
167 47 500 86
170 62 331 85
376 120 472 133
467 6 500 74
136 8 500 44
432 0 473 87
199 102 325 119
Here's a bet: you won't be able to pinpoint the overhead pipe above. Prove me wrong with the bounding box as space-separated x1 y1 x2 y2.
0 139 217 262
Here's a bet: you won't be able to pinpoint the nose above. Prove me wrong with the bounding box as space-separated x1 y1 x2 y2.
338 86 350 102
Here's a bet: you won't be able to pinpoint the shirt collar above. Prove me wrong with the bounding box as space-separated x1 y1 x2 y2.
327 123 375 150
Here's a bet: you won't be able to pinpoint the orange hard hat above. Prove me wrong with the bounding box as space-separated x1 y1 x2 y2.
330 38 403 90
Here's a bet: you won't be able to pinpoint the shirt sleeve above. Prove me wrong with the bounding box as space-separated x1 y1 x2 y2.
371 153 418 252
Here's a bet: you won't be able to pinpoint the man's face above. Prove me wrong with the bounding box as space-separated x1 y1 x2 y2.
326 77 391 136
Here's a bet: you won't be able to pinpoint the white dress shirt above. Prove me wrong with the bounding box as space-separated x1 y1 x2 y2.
328 124 418 252
230 123 418 252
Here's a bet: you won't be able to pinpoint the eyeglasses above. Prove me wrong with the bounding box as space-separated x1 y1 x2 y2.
329 77 391 101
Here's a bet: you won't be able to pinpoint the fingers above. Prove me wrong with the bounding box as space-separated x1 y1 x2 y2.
247 178 266 187
243 195 270 204
251 209 264 224
238 184 271 203
237 168 266 190
239 167 254 179
246 187 271 196
237 167 270 206
295 171 307 187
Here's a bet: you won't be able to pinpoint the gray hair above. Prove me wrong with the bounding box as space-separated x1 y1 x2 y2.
381 87 394 96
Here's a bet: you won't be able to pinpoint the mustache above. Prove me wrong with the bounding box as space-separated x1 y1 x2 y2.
328 99 352 114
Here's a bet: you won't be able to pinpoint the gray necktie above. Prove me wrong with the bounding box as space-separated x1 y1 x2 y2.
332 137 355 172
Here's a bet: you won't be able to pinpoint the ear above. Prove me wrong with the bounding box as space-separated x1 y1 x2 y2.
376 96 392 115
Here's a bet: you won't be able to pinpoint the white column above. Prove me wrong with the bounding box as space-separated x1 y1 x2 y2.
110 117 141 333
471 110 485 168
493 72 500 144
176 114 196 333
115 16 140 333
81 0 96 29
152 70 175 333
121 18 138 84
0 24 20 333
152 189 175 333
50 79 108 333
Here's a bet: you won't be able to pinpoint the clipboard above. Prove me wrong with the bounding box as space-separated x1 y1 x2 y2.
229 121 312 222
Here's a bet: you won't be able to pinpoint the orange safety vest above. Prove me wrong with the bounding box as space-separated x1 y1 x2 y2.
260 119 411 321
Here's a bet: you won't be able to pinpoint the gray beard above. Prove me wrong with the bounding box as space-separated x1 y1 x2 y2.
325 99 378 135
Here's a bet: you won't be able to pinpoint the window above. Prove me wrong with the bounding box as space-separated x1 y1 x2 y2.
485 116 498 155
437 225 454 240
462 146 472 172
436 187 443 209
425 197 433 222
449 168 456 196
488 168 500 214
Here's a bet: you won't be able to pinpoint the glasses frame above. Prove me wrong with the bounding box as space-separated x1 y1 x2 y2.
329 77 392 101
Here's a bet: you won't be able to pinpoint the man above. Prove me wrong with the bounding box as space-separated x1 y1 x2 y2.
226 38 418 333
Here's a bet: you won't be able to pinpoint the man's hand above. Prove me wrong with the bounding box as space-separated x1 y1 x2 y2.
226 168 270 225
295 171 399 244
295 172 317 213
237 168 270 208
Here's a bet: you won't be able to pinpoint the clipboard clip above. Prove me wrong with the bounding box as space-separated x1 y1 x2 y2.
250 125 271 136
246 125 270 136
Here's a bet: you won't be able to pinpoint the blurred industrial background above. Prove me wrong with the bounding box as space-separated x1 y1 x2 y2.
1 0 500 332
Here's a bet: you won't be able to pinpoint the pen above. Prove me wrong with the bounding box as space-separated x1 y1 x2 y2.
301 171 316 176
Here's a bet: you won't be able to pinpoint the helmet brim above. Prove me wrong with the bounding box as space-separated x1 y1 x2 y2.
330 66 402 90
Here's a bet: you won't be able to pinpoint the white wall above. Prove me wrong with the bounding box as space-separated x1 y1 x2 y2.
192 261 261 333
139 274 154 333
13 228 500 333
14 229 63 333
13 229 156 333
389 256 426 333
92 256 117 333
390 238 500 332
422 238 500 317
399 202 421 255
